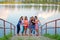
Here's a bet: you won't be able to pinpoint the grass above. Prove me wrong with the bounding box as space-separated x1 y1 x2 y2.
44 34 60 40
0 33 12 40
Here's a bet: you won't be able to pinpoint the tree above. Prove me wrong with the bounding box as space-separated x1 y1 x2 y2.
5 0 15 2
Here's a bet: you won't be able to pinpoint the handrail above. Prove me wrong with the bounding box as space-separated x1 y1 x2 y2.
0 18 15 36
0 18 15 26
0 18 60 36
40 19 60 35
41 19 60 27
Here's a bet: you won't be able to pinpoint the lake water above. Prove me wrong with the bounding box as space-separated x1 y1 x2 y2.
0 4 60 37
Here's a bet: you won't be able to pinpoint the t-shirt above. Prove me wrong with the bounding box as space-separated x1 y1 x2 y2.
31 19 35 25
17 21 21 27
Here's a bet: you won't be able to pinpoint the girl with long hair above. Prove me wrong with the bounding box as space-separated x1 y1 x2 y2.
24 16 29 36
31 16 35 36
20 16 24 36
35 16 39 36
17 17 21 36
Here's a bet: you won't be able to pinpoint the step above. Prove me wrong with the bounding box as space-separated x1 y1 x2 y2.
11 36 55 40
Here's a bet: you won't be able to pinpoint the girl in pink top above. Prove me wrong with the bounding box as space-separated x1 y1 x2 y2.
35 16 39 36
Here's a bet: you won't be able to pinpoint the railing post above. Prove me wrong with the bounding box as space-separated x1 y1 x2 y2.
14 26 15 35
3 20 6 36
46 23 47 34
10 24 12 34
55 20 57 35
0 18 16 36
41 27 42 35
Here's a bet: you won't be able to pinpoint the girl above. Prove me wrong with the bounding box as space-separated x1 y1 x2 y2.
17 17 21 36
24 16 29 36
31 16 35 36
29 17 32 36
20 16 24 36
35 16 39 36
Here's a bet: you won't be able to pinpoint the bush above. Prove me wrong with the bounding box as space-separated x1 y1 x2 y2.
44 34 60 40
56 35 60 40
0 33 12 40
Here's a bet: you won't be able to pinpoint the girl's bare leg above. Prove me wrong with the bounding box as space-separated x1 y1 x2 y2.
29 29 32 36
36 29 39 36
25 30 26 35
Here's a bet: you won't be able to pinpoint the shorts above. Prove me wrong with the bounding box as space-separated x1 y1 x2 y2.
29 25 32 29
24 26 28 30
31 25 35 29
31 25 35 34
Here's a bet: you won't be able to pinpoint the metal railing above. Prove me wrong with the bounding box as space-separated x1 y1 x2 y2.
40 19 60 35
0 18 15 36
0 18 60 36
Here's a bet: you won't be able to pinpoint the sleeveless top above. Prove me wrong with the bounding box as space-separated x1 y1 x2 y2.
35 19 39 29
24 20 28 27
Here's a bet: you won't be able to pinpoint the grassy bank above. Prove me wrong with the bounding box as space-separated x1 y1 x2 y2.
0 33 12 40
0 2 59 4
44 34 60 40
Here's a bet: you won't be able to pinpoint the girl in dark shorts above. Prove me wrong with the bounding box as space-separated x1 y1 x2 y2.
31 16 35 35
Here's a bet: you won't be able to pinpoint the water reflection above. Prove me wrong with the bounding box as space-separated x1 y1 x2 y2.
0 4 60 12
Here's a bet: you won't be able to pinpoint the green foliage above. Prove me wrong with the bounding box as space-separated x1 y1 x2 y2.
44 34 60 40
0 33 12 40
56 35 60 40
0 0 60 4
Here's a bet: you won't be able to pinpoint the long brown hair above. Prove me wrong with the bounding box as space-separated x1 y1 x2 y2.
21 16 23 20
19 16 23 21
24 16 28 20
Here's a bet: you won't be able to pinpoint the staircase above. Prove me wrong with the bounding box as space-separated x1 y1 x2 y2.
11 36 55 40
0 18 60 40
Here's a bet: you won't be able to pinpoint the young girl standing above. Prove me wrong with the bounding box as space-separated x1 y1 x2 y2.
35 16 39 36
29 17 32 36
20 16 24 36
17 17 21 36
24 16 29 36
31 16 35 36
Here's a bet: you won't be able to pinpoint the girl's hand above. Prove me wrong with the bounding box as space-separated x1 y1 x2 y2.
32 21 35 23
